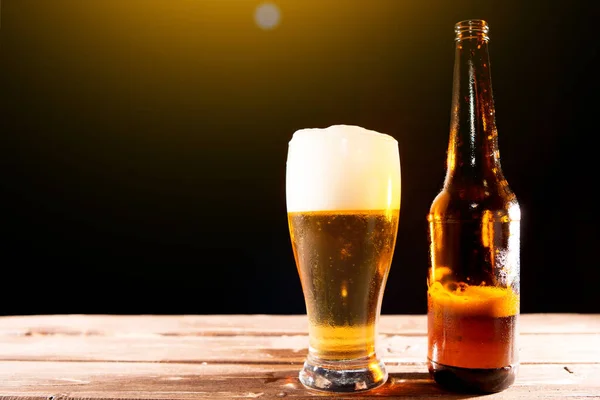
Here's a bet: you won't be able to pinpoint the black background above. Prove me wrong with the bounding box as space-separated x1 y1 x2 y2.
0 0 598 316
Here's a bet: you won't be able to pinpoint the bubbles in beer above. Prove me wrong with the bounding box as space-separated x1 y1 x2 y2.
286 125 401 213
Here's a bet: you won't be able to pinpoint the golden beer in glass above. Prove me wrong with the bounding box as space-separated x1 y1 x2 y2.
286 125 401 392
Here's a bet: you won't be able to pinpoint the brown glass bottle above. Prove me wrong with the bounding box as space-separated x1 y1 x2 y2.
427 20 520 393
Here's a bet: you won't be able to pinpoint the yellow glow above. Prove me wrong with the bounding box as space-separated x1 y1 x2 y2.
369 360 385 383
308 324 376 360
481 209 492 248
428 281 519 318
447 132 457 172
430 266 451 283
385 175 394 221
386 175 393 209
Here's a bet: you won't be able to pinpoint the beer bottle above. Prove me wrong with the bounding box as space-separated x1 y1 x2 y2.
427 20 520 393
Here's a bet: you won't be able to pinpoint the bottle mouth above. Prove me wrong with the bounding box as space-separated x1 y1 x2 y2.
455 19 489 41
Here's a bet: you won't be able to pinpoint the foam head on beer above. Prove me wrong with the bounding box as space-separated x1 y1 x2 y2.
286 124 401 213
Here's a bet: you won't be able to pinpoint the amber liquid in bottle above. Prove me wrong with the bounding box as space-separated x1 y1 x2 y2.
427 20 520 393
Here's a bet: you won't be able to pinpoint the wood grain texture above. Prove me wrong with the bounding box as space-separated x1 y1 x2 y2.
0 314 598 399
0 314 598 336
0 362 598 399
0 332 597 364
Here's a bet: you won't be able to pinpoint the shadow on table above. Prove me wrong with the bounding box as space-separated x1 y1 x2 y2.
49 368 484 398
376 372 482 398
261 370 483 398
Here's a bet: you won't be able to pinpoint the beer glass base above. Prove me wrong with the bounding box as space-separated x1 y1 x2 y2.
299 355 388 393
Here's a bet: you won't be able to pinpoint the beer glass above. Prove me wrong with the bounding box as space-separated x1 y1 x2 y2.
286 124 401 392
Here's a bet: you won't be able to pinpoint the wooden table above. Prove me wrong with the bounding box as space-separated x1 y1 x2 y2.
0 314 598 399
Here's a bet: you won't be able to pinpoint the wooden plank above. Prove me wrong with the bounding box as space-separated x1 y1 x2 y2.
0 361 598 399
0 332 597 364
0 314 598 337
0 315 598 399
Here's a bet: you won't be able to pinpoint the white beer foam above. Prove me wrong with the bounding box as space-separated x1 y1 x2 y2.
286 125 401 212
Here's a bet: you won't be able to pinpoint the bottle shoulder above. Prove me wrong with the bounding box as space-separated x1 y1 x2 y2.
428 186 519 222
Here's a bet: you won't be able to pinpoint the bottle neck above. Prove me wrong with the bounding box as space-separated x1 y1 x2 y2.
444 22 503 188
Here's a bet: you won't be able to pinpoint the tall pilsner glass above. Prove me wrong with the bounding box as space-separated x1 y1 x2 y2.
286 124 401 392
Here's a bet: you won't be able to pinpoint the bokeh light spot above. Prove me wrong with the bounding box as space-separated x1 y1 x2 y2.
254 2 280 30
